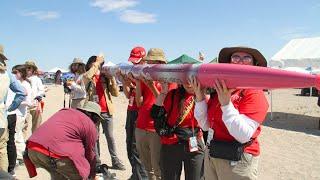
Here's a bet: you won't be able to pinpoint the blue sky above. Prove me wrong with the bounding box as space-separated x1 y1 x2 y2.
1 0 320 71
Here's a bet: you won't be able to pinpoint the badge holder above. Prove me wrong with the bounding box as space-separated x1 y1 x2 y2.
188 118 198 152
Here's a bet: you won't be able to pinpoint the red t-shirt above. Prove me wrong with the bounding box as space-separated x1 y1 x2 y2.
94 75 109 113
127 87 138 111
161 90 202 145
207 89 268 156
136 81 177 132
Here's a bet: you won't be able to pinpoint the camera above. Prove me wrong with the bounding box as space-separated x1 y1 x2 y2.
63 82 72 94
61 73 75 94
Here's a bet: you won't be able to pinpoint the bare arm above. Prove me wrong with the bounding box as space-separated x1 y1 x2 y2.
108 77 119 97
155 82 168 106
82 56 104 86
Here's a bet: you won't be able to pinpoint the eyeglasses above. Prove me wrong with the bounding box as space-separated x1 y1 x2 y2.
230 55 253 64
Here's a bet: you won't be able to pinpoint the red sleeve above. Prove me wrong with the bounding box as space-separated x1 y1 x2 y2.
168 83 178 91
238 90 269 123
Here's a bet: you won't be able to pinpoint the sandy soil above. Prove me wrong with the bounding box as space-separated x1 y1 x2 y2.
15 85 320 180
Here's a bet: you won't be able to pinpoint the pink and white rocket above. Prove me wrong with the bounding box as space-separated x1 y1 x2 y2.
103 63 320 90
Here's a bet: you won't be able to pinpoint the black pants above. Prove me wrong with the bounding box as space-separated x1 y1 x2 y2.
7 114 17 173
160 139 205 180
126 110 148 180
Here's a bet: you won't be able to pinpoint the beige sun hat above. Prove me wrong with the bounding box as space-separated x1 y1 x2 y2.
77 101 103 120
25 60 39 71
143 48 167 63
0 45 8 70
72 58 85 65
218 46 267 67
0 45 8 60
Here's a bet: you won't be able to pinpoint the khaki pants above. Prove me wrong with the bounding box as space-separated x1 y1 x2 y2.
0 128 8 171
28 149 82 180
28 109 42 133
204 148 259 180
15 115 26 160
70 98 86 109
135 128 161 180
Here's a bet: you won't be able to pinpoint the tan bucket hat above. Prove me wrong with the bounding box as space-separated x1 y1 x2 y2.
71 58 85 65
25 60 38 70
0 45 8 60
143 48 167 63
218 46 267 67
77 101 103 120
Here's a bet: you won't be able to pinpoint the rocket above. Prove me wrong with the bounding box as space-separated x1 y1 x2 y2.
102 63 320 90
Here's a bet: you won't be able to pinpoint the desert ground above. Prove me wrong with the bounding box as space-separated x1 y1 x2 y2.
15 85 320 180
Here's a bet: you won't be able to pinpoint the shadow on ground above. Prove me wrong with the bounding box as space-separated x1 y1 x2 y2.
264 112 320 136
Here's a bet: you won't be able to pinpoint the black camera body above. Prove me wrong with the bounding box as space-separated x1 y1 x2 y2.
63 82 72 94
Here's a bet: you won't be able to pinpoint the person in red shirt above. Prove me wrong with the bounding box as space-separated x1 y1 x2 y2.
84 55 125 171
135 48 176 180
26 101 102 179
151 81 205 180
119 46 148 179
191 46 269 180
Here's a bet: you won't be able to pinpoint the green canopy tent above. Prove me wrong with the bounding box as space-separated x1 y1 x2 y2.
209 57 218 63
168 54 202 64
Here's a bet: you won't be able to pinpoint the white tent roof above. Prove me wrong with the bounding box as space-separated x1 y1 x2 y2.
282 67 310 74
270 37 320 68
103 61 116 67
48 67 68 73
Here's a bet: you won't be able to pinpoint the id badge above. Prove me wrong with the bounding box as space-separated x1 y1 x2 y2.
93 95 99 103
207 128 214 145
189 136 199 152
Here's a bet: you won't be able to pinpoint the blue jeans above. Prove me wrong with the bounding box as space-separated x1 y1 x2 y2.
96 113 121 164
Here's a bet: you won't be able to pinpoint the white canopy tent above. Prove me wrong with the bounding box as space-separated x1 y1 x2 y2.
103 61 116 67
47 67 68 73
268 37 320 120
269 37 320 68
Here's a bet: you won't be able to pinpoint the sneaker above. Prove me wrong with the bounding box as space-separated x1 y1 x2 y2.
112 161 125 171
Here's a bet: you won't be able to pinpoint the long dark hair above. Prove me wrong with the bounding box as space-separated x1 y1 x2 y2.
176 85 186 112
69 63 86 75
78 63 86 74
85 56 97 71
12 65 31 84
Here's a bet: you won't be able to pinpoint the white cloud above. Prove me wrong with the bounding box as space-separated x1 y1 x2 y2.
119 10 156 24
22 11 60 20
91 0 138 12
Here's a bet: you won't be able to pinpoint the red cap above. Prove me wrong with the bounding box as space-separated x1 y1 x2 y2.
128 46 146 64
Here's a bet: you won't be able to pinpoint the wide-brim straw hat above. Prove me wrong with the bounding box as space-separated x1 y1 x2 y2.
77 101 104 120
143 48 167 63
25 60 38 70
71 58 85 65
0 45 8 60
218 46 267 67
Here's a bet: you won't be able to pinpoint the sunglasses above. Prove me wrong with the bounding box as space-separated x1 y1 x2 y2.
230 55 253 64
